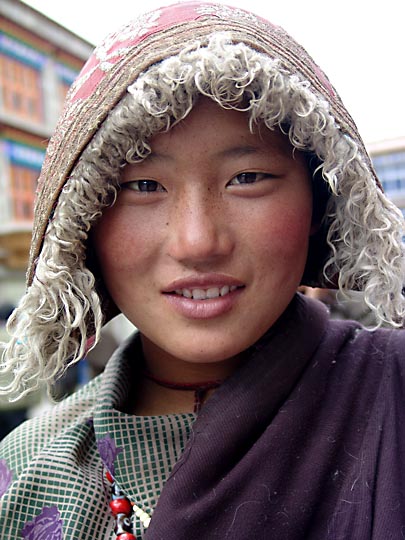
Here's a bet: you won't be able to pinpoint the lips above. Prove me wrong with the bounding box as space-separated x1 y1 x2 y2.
164 274 244 297
163 275 244 318
174 285 239 300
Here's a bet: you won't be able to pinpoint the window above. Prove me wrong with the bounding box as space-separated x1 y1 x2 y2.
0 53 43 122
9 164 38 221
59 80 71 107
373 151 405 197
56 63 78 110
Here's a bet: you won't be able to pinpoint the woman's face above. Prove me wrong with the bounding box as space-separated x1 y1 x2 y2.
93 98 313 372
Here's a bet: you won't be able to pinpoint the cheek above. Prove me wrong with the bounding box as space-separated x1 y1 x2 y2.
92 211 161 314
252 202 312 264
282 211 312 252
92 212 152 285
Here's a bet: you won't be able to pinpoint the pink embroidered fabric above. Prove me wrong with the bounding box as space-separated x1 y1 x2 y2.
70 2 281 102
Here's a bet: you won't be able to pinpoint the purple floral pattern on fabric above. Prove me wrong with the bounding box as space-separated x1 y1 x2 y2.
21 506 63 540
0 458 13 497
97 434 123 476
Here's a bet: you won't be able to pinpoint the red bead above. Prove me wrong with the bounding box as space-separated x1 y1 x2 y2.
109 498 132 515
105 470 114 483
117 533 137 540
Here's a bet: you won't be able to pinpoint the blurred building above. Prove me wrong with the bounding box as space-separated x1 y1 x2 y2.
0 0 93 306
368 137 405 218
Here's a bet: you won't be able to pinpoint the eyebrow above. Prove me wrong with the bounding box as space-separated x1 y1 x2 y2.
214 145 268 159
142 152 174 163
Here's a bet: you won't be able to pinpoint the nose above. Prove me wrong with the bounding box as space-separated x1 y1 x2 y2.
167 189 234 265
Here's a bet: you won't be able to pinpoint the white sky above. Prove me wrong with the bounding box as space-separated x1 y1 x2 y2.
22 0 405 145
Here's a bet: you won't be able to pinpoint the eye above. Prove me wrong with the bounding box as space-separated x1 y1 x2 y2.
122 180 166 192
227 172 274 186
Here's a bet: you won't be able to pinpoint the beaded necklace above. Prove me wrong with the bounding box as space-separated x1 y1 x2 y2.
107 375 223 538
106 469 151 540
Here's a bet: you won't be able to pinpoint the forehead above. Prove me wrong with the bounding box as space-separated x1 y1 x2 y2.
131 98 303 172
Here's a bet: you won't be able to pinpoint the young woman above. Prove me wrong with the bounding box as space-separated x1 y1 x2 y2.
1 2 404 539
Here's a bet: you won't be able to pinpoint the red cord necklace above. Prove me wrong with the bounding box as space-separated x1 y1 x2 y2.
142 371 224 413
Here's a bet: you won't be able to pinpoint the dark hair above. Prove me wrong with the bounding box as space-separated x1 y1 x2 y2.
302 154 332 286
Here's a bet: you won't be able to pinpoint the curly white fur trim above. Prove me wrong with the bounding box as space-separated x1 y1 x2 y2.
1 33 404 400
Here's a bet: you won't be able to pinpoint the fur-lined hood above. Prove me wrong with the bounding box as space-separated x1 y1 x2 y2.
2 1 404 399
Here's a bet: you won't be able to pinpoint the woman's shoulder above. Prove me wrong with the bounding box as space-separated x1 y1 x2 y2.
0 373 102 480
323 320 405 395
334 321 405 355
0 375 110 538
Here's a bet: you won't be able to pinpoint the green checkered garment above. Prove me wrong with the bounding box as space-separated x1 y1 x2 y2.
0 334 196 538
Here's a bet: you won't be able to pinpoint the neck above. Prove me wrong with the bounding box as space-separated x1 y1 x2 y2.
130 335 244 416
140 334 243 383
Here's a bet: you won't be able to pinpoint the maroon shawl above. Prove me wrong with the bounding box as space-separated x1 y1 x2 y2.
146 294 405 539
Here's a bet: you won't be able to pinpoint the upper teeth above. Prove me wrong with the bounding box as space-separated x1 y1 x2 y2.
174 285 237 300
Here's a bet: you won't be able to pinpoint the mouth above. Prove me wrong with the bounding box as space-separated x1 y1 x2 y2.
163 278 244 319
172 285 240 300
